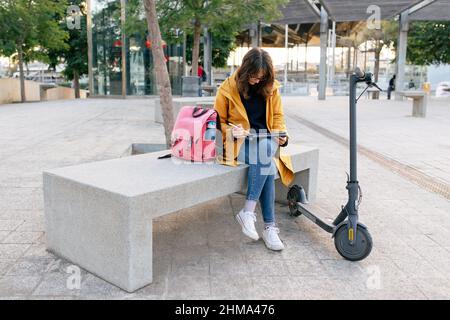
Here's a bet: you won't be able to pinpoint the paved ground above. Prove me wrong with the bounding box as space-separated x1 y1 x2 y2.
0 97 449 299
283 96 450 186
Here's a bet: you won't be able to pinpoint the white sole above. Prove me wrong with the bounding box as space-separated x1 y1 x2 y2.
262 236 285 251
235 213 259 241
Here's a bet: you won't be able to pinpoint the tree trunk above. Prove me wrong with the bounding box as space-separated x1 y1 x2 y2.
373 43 381 99
74 70 80 99
17 40 26 103
191 19 202 78
143 0 175 147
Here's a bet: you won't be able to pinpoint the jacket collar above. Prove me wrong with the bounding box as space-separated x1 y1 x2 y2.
218 69 282 127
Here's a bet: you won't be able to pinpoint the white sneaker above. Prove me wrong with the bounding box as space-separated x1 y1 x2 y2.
262 226 285 251
235 209 259 240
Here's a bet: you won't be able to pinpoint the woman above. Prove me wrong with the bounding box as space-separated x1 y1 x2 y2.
214 47 295 251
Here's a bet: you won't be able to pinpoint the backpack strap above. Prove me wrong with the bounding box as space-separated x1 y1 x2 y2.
157 153 171 159
210 109 221 132
192 106 209 118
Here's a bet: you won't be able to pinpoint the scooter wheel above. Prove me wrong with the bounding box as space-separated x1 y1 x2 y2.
334 224 373 261
287 185 302 217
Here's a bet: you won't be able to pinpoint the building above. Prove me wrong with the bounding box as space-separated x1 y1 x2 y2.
87 0 184 97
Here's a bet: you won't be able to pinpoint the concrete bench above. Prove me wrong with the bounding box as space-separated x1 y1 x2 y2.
398 91 428 117
43 144 318 292
366 87 380 99
39 84 57 101
201 84 218 96
154 97 216 123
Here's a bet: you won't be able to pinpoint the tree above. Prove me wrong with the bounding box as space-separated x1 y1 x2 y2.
184 23 238 68
124 0 237 69
48 0 88 99
406 21 450 65
157 0 288 77
143 0 175 147
0 0 69 102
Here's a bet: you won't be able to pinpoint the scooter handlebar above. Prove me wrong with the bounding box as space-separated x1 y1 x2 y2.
354 67 365 79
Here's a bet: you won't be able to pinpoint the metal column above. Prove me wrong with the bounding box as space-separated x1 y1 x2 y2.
250 23 258 48
318 7 328 100
331 21 336 83
284 24 288 93
86 0 93 96
395 11 409 100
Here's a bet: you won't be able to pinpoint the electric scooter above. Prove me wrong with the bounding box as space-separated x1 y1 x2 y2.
287 67 381 261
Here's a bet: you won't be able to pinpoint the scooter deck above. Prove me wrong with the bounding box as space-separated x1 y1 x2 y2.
296 203 335 234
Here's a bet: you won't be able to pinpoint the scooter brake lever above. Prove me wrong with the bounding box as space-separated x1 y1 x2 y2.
370 82 383 92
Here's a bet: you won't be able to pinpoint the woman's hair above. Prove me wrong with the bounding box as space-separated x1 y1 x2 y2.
235 47 275 100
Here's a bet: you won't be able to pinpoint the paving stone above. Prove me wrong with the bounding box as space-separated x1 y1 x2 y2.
166 275 210 298
0 220 25 231
284 259 329 278
0 276 42 297
31 273 81 297
210 274 255 299
210 256 250 277
0 231 11 242
1 231 43 244
413 278 450 300
78 274 130 298
0 260 15 275
247 259 289 276
0 244 32 260
250 276 302 300
6 257 57 276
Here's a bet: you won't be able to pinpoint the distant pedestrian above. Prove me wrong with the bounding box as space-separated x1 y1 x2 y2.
190 62 207 82
387 75 396 99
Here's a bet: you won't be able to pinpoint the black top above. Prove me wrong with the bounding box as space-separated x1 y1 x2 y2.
238 85 288 147
389 77 396 87
239 85 268 133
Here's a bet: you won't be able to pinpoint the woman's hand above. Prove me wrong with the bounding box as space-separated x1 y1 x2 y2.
275 136 287 145
230 124 249 139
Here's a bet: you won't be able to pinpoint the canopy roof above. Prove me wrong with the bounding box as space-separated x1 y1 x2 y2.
272 1 320 24
271 0 450 23
409 0 450 20
319 0 423 22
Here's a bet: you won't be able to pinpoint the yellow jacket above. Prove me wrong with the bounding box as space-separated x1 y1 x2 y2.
213 69 295 187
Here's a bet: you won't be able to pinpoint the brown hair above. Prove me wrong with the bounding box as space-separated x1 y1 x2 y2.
235 47 275 100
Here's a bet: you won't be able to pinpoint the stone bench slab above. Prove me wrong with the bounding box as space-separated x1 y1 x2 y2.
43 144 319 292
398 91 428 117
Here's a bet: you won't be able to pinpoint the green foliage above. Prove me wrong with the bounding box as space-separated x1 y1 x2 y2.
48 0 88 81
184 24 239 68
124 0 288 68
0 0 69 64
406 21 450 65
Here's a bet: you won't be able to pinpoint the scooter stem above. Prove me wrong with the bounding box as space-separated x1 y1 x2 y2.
349 74 358 182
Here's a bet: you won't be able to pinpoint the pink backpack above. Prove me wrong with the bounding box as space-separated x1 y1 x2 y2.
158 106 221 162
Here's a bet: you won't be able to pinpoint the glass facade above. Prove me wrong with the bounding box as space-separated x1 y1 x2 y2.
88 0 184 96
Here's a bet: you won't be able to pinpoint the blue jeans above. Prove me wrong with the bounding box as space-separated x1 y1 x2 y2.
237 137 279 224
